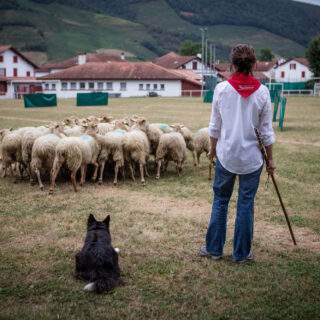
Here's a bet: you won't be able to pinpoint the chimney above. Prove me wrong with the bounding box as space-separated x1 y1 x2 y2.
78 54 86 65
120 52 125 60
197 53 202 59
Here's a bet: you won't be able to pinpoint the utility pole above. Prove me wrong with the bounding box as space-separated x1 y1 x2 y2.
200 27 207 96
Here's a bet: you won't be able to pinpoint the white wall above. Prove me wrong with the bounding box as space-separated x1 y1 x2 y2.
183 59 214 76
0 49 35 78
274 60 313 83
41 80 182 98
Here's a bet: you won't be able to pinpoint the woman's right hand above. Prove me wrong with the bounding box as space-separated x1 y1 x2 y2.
207 148 216 162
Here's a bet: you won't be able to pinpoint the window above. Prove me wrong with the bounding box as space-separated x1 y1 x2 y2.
13 56 18 63
26 71 31 77
44 83 49 90
0 56 3 63
301 71 305 78
290 63 296 70
61 82 68 90
106 82 113 90
192 61 198 70
51 83 56 90
281 71 285 78
153 84 158 90
97 82 104 90
13 68 18 77
181 65 186 69
0 68 6 77
80 82 86 90
160 84 165 91
139 83 143 91
146 84 151 91
89 82 95 90
120 82 127 91
70 82 77 90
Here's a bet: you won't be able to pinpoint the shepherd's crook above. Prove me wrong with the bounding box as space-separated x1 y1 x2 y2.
254 128 297 245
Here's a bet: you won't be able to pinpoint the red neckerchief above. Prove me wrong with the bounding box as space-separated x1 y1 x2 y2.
228 72 261 98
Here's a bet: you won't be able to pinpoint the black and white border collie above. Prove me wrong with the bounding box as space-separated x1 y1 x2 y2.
75 214 122 293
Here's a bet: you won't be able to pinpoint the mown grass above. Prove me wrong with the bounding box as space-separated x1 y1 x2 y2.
0 96 319 319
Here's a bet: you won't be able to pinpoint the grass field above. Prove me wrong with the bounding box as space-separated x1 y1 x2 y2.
0 96 319 320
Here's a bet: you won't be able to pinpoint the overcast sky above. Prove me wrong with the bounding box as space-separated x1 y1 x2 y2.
293 0 320 5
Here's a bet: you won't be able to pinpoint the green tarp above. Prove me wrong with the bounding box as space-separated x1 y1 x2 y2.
203 90 213 103
279 96 287 131
24 93 57 108
283 82 306 90
77 92 108 106
273 93 280 122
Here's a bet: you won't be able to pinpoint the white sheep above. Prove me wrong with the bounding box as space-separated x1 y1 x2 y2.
30 124 65 190
85 122 126 186
123 118 150 185
152 123 173 133
21 126 51 180
63 125 86 137
193 127 214 180
49 133 100 194
171 124 196 166
155 128 187 179
1 127 35 178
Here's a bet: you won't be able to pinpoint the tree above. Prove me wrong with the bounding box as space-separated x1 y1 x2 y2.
306 35 320 77
180 40 201 56
259 48 274 61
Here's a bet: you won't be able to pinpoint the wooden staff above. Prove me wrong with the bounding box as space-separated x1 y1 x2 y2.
254 128 297 245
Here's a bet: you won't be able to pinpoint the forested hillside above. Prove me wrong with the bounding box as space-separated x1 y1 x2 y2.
0 0 318 63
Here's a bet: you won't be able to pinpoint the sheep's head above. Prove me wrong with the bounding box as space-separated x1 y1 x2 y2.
84 123 98 136
114 120 128 131
50 123 65 137
0 128 12 142
100 115 113 123
131 117 148 132
170 124 184 134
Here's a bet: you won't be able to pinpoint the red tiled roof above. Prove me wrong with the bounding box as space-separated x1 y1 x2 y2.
169 69 202 86
154 52 197 69
277 57 310 68
37 52 124 72
215 61 275 72
0 45 38 68
39 62 185 81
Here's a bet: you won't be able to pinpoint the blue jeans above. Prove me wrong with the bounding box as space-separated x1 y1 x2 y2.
206 159 262 261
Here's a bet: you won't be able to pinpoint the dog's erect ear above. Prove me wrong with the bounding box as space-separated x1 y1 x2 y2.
87 214 96 226
103 215 110 230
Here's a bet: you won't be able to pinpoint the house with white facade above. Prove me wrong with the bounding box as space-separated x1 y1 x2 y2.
0 45 41 99
273 58 313 83
154 52 214 76
39 59 201 98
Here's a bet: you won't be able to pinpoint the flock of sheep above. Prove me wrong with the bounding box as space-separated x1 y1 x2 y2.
0 114 212 194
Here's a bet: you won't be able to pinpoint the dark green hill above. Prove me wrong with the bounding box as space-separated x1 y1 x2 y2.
0 0 317 63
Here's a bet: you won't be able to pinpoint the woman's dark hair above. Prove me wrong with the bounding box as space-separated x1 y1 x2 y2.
230 44 257 75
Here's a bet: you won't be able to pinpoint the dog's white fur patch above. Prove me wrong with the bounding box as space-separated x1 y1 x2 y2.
83 282 95 291
114 247 120 253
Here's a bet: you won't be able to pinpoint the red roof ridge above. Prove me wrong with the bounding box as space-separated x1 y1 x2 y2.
0 45 38 68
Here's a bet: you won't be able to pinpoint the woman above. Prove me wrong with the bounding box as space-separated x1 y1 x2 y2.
200 44 275 263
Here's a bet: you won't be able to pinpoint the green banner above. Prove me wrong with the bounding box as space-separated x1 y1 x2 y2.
279 96 287 131
24 94 57 108
77 92 108 106
283 82 306 90
203 90 213 103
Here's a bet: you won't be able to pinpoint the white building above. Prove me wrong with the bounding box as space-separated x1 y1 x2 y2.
273 58 313 83
39 60 201 98
0 45 41 99
154 52 215 77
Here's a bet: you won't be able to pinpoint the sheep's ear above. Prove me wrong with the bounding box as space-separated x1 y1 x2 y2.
87 214 96 226
103 215 110 230
9 127 13 131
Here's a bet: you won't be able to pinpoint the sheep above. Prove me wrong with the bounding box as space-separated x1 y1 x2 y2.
123 119 150 185
193 127 214 180
30 124 65 190
155 128 187 180
63 125 86 137
96 122 115 135
21 126 51 180
131 117 163 157
86 122 126 186
152 123 173 133
49 132 100 194
1 127 36 178
171 124 196 166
